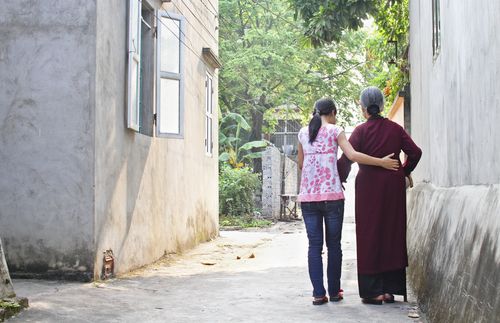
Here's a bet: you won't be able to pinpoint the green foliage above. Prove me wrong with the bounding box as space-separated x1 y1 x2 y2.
0 300 21 309
289 0 410 111
219 112 268 168
374 0 409 45
220 0 369 135
289 0 377 47
219 215 273 229
219 0 318 138
357 1 409 111
219 165 261 217
372 0 409 110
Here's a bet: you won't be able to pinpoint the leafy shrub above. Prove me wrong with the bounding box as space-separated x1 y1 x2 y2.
219 165 261 217
219 215 273 229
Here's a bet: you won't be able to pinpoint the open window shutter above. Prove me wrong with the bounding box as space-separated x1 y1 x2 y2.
127 0 141 131
156 12 184 138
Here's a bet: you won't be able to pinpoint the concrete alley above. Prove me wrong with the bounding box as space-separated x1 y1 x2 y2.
8 181 424 323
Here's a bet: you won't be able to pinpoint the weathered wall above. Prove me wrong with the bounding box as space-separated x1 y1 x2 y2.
283 157 298 196
262 146 298 219
407 184 500 323
0 1 96 280
408 0 500 321
410 0 500 187
93 0 219 276
262 147 282 218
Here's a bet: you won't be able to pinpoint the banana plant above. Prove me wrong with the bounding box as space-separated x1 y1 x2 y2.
219 112 268 168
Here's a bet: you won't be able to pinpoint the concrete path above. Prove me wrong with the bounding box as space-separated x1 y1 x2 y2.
8 167 425 323
9 223 424 322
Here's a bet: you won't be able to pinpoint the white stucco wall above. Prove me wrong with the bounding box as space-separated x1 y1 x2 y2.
410 0 500 187
93 0 219 276
0 0 219 280
0 1 96 279
408 0 500 321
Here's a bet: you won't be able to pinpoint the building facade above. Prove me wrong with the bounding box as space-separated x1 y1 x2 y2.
408 0 500 321
0 0 220 280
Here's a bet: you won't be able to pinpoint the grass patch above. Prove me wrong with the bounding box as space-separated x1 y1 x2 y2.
220 215 273 229
0 300 20 310
0 298 28 322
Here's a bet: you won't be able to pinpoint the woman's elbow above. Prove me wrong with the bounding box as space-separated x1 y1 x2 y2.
414 147 423 161
346 152 359 163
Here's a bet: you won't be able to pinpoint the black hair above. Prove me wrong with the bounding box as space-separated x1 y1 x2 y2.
308 98 337 144
367 104 381 116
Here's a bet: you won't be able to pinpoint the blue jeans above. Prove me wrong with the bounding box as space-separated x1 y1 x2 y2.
301 200 344 298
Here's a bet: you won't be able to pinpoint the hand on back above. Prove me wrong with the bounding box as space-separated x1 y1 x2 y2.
380 153 399 170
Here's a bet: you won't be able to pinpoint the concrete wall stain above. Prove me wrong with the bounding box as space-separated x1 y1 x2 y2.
407 184 500 323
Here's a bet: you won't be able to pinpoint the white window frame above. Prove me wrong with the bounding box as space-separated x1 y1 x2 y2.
205 73 214 156
126 0 142 131
156 12 185 138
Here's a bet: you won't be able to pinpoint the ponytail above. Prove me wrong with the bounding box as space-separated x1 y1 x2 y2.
308 113 322 143
308 98 337 144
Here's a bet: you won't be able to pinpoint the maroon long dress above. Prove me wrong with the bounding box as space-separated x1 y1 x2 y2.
337 116 421 299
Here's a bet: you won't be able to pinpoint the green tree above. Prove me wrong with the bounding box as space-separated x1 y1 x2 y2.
289 0 410 110
219 112 267 168
371 0 409 109
219 0 313 144
288 0 376 47
220 0 370 138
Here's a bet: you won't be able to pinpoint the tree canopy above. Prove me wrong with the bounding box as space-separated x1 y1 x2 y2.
219 0 370 141
289 0 410 109
219 0 411 171
288 0 377 47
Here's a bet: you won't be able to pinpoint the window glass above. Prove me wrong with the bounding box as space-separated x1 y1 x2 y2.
159 78 180 134
160 17 180 73
205 74 213 154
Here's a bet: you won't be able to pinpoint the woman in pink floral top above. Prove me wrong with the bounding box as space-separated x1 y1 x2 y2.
297 98 398 305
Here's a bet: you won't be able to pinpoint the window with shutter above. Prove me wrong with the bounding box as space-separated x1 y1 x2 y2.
156 12 185 138
205 73 214 155
127 0 142 131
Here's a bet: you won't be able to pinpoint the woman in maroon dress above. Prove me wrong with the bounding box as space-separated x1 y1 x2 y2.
337 86 422 305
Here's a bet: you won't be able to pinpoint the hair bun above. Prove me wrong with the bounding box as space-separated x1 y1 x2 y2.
367 104 381 115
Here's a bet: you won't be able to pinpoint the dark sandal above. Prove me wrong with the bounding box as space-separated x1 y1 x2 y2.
384 294 395 303
362 297 383 305
312 296 328 305
330 289 344 302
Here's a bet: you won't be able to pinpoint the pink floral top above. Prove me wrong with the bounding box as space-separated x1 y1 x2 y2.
298 124 345 202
